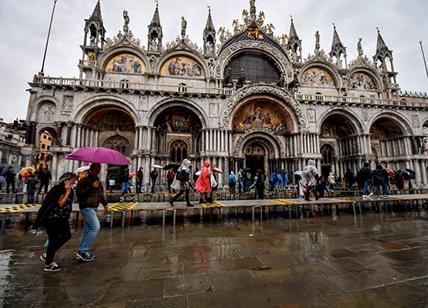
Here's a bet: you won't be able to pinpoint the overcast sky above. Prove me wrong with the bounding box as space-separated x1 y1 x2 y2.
1 0 428 122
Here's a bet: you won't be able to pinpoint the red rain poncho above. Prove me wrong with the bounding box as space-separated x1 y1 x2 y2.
195 160 212 193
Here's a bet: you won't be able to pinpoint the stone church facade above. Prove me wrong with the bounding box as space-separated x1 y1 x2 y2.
24 0 428 187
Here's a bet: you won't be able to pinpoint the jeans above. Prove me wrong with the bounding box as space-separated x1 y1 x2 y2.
151 179 157 193
121 182 129 194
6 181 15 194
363 180 370 196
43 218 71 265
79 208 100 253
27 188 35 203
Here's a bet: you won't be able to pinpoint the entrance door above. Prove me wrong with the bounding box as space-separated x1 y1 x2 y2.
246 155 264 177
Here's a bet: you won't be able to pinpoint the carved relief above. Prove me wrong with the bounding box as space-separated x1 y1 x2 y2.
412 114 420 128
233 130 285 157
301 68 335 87
160 56 204 78
307 108 316 123
209 102 219 117
38 103 56 122
349 72 376 90
62 96 73 113
105 53 145 74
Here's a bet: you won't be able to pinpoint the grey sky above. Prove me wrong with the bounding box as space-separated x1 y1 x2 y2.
1 0 427 123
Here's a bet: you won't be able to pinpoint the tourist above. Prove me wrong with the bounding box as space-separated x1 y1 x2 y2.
195 160 212 203
25 170 38 204
33 172 77 272
359 162 373 199
229 171 237 194
136 167 143 193
37 166 52 194
301 160 319 201
167 168 175 193
76 163 108 262
150 169 158 193
316 176 329 198
108 174 115 193
327 172 337 190
244 170 252 192
255 169 265 199
344 169 355 190
5 166 16 194
120 168 129 195
169 159 192 207
237 169 243 193
269 171 277 191
372 165 389 198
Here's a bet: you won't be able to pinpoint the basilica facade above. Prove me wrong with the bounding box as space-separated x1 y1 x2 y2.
24 0 428 188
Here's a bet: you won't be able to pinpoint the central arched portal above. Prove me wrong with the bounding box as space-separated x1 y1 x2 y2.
243 138 273 177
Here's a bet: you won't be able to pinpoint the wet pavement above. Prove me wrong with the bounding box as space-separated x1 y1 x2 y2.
1 212 428 307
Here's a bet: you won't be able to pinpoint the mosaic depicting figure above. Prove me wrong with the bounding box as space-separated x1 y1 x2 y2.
233 102 288 134
106 54 144 74
162 57 203 78
301 68 334 87
349 73 376 90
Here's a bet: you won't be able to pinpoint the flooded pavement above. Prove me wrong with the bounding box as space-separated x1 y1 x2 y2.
0 212 428 307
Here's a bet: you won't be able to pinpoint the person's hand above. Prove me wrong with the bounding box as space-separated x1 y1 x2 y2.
92 180 100 189
64 180 72 191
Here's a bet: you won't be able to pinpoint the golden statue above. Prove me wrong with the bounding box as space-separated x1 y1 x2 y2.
257 11 265 25
280 34 289 47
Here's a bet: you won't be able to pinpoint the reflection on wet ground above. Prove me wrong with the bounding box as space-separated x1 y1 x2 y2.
1 212 428 307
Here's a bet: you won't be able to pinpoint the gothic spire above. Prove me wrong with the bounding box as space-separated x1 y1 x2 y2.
89 0 102 22
375 28 392 57
330 24 345 55
150 3 161 27
204 7 215 33
289 17 299 40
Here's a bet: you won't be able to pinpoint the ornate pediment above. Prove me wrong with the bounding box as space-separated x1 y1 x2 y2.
348 55 377 71
304 50 332 65
103 30 143 52
163 37 204 57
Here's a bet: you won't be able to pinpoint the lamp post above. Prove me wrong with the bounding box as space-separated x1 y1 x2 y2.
39 0 58 76
420 41 428 86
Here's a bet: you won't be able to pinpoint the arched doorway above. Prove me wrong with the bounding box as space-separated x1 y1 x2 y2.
243 140 269 176
370 116 407 169
153 106 203 166
320 144 335 178
84 106 136 188
320 113 361 177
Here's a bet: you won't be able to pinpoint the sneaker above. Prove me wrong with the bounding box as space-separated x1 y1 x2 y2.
76 251 95 262
44 262 62 272
40 253 47 262
383 195 388 198
368 193 374 197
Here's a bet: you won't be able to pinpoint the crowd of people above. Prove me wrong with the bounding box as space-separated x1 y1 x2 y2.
298 160 416 201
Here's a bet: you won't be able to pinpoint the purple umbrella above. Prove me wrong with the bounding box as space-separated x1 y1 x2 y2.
66 147 130 166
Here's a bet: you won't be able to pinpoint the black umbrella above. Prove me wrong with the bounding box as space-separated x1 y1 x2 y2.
405 169 416 179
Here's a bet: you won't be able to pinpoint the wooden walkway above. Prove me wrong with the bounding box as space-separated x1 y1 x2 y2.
1 194 428 234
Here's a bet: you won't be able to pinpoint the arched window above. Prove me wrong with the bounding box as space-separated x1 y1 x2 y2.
225 51 280 85
170 140 188 163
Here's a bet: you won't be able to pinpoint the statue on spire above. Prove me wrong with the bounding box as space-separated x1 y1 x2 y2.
357 38 363 57
315 31 320 54
123 10 130 34
181 16 187 38
250 0 256 20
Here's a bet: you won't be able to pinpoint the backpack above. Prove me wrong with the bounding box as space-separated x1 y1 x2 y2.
176 170 189 182
229 174 236 183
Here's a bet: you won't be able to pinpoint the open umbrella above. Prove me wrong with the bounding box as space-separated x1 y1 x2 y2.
405 169 416 179
66 147 130 166
75 165 90 174
384 167 395 177
129 172 136 178
152 164 164 169
294 171 302 176
163 163 180 171
212 167 223 174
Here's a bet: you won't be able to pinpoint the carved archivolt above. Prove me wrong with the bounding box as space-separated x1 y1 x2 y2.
220 85 308 131
233 130 285 158
215 40 294 82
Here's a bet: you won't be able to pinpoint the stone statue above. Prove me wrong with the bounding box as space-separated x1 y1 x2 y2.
266 23 275 36
315 31 320 53
123 10 130 34
224 66 232 86
181 17 187 38
357 38 363 57
250 0 256 18
280 34 288 47
232 19 240 34
257 11 265 25
218 27 227 43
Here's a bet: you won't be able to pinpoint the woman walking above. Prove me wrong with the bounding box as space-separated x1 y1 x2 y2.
33 172 77 272
195 160 212 203
169 159 193 207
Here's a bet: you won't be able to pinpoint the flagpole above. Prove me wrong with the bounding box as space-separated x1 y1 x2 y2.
39 0 58 76
421 41 428 85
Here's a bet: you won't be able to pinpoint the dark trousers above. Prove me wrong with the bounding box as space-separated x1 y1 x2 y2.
6 181 15 194
38 182 49 194
136 181 142 193
43 218 71 265
27 188 36 203
171 189 190 204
